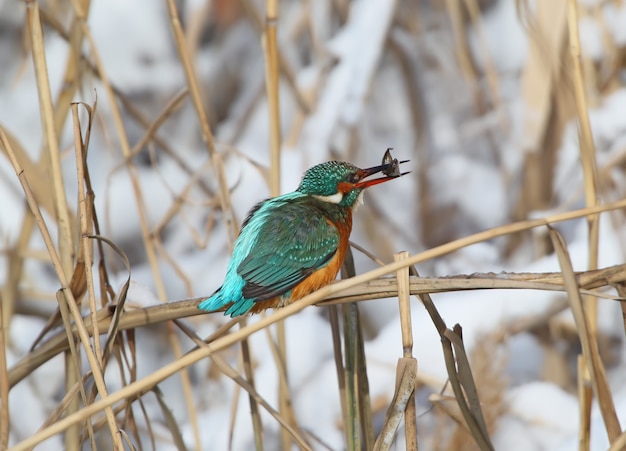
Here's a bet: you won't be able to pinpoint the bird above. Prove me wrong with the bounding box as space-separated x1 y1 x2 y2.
198 157 408 317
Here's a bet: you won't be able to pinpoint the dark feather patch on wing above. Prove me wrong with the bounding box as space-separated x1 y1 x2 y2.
241 266 320 301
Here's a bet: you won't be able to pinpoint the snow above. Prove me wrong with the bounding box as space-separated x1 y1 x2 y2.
495 382 579 450
2 0 626 450
469 0 529 73
299 0 397 163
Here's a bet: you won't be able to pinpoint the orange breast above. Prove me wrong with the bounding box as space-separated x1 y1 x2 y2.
249 213 352 314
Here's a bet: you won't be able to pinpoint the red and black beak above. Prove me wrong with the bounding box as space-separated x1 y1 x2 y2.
355 159 410 189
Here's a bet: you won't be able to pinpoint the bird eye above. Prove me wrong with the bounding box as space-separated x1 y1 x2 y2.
349 173 360 184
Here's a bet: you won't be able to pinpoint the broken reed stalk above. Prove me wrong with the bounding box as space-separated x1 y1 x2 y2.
549 228 621 442
396 252 418 450
411 263 493 450
374 252 418 450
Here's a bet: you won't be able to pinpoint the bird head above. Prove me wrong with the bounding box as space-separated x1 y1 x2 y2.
297 160 408 208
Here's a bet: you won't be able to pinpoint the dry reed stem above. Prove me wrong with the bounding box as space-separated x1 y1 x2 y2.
568 2 603 445
445 328 493 450
151 386 187 450
175 321 312 449
519 0 568 153
263 323 309 445
262 1 293 449
93 235 130 363
328 305 349 446
113 89 213 193
37 4 213 196
226 358 242 450
82 11 204 449
0 294 8 450
0 129 55 218
577 355 592 450
53 0 91 143
238 320 264 450
1 211 34 332
165 0 214 155
341 303 363 450
550 228 621 442
413 264 493 451
342 249 375 450
26 0 74 276
568 0 601 319
516 0 569 227
463 0 506 127
165 324 199 449
240 0 311 114
396 252 413 357
82 17 166 305
9 247 626 390
165 0 236 243
25 3 84 439
71 103 102 362
125 88 188 163
609 428 626 451
1 128 123 449
340 253 361 450
264 0 281 198
614 283 626 344
373 358 418 451
2 253 621 450
9 261 626 391
444 0 479 95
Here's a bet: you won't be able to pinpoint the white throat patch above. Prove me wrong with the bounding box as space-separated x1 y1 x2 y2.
352 191 365 212
313 192 344 204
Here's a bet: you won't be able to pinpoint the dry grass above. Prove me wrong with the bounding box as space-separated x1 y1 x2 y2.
2 0 626 450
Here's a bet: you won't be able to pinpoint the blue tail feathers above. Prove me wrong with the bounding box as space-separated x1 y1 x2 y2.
198 288 256 317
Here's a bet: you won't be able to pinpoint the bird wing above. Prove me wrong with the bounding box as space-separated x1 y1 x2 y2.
236 201 340 302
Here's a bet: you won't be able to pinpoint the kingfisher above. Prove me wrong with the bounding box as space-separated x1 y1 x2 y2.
199 156 408 317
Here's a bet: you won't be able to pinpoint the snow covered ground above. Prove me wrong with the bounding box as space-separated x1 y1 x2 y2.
2 0 626 449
